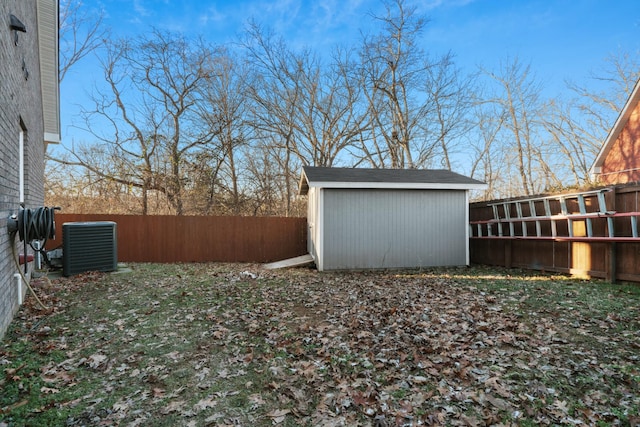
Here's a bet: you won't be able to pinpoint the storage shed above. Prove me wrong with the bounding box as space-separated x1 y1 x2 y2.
298 166 488 271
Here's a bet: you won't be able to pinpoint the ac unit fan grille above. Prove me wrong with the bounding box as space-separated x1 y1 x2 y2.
63 222 117 276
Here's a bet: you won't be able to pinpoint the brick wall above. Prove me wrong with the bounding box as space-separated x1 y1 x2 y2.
600 102 640 185
0 1 46 339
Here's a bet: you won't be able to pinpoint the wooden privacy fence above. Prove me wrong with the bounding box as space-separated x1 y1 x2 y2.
47 214 308 263
469 184 640 283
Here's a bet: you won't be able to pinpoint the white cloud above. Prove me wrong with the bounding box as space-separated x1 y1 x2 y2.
199 5 226 26
416 0 477 14
132 0 152 17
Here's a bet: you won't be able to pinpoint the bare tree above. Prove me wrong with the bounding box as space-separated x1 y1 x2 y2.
242 22 366 167
296 47 369 167
48 2 640 213
196 50 252 215
542 99 601 187
531 51 640 190
241 22 368 214
422 53 475 170
240 23 302 216
481 57 548 196
53 30 220 215
564 52 640 182
567 51 640 123
358 0 426 168
358 0 469 170
468 91 506 199
58 0 109 82
182 150 225 214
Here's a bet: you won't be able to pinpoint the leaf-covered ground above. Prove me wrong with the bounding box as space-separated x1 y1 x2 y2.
1 263 639 426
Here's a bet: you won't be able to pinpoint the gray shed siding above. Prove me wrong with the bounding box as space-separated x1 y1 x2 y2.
321 189 467 270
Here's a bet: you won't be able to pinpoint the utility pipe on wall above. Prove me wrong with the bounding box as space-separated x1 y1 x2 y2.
16 129 28 276
19 130 24 204
14 273 22 305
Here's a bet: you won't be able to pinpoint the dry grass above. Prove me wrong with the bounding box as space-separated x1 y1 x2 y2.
1 263 639 426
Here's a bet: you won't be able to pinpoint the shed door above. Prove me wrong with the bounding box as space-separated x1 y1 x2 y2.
322 189 467 269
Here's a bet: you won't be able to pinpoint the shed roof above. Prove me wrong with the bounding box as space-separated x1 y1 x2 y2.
298 166 487 195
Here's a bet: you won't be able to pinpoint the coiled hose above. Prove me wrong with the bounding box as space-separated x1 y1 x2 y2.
18 206 56 244
9 206 59 310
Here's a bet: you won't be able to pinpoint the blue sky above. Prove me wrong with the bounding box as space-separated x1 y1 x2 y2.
61 0 640 144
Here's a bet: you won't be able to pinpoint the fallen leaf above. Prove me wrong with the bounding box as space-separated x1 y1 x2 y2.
266 408 291 424
86 354 108 369
193 397 217 411
161 400 185 414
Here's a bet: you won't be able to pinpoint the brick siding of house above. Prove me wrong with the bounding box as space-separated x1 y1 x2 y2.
599 100 640 185
0 0 46 339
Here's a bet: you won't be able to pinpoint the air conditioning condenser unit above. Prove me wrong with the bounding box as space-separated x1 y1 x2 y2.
63 221 117 276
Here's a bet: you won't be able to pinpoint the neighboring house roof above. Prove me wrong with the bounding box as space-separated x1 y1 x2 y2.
298 166 488 195
590 77 640 177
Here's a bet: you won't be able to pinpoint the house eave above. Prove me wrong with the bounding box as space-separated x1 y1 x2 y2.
37 0 61 147
44 132 60 144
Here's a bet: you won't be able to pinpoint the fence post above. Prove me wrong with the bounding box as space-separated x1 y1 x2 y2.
607 187 617 283
607 242 617 283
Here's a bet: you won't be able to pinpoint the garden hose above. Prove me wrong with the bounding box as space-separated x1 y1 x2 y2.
7 207 59 311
